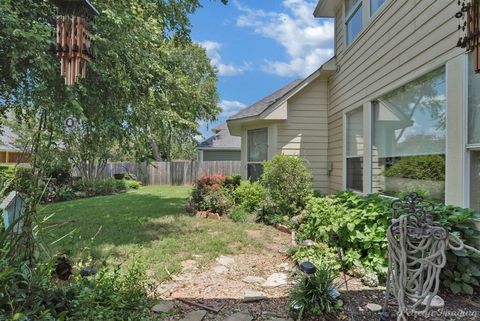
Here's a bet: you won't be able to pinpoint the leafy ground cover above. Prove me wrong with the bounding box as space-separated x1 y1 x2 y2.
41 185 265 281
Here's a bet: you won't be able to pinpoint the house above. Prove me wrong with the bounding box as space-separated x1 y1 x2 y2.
228 0 480 213
0 126 30 164
197 123 241 161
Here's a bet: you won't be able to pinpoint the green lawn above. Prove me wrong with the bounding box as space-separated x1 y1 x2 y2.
41 185 266 281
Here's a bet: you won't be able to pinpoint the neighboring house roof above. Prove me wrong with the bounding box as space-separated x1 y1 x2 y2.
0 126 23 152
198 122 241 150
228 79 303 121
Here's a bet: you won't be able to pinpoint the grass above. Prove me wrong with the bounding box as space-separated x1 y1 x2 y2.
41 185 267 281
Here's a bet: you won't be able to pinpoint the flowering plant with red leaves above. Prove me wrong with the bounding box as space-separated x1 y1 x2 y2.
186 174 234 216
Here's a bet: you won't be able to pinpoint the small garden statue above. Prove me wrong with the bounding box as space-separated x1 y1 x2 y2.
1 191 25 234
381 192 480 321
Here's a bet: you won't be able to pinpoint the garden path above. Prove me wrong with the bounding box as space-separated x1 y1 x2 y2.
157 227 295 321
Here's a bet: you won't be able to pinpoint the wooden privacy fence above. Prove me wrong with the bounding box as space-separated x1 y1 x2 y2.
83 161 242 186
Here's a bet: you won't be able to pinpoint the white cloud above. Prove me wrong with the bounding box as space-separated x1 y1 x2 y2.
235 0 334 78
219 99 247 117
199 41 252 76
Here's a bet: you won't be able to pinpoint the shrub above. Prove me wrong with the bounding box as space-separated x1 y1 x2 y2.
187 174 235 216
0 164 15 193
291 243 341 274
230 206 249 223
125 179 142 190
289 263 340 320
297 192 480 294
225 174 241 189
384 155 445 181
234 181 266 213
261 155 313 222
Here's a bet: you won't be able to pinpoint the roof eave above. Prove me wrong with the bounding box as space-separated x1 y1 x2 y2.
314 0 339 18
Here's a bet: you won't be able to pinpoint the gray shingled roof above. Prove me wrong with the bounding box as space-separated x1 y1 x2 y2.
0 126 22 152
198 123 241 149
228 79 303 121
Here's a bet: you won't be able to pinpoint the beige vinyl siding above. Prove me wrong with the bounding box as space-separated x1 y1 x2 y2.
277 78 329 193
327 0 464 193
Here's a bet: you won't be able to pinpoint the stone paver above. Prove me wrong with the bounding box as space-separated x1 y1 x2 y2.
216 255 235 266
262 273 288 288
243 289 267 302
212 265 228 274
242 276 266 284
179 310 207 321
151 300 175 313
225 312 253 321
366 303 382 312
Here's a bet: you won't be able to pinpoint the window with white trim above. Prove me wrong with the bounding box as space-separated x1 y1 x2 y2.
346 107 364 192
370 0 386 16
468 54 480 212
371 68 446 200
346 0 363 45
247 128 268 181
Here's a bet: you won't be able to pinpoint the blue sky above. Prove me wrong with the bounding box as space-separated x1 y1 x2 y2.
190 0 334 139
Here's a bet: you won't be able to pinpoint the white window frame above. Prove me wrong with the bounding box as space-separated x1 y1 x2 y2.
345 0 363 46
343 106 365 193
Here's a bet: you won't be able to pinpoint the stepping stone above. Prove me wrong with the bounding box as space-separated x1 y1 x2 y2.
225 312 253 321
179 310 207 321
366 303 382 312
242 276 266 284
419 294 445 308
271 318 293 321
243 289 267 302
213 265 228 274
262 273 288 287
216 255 235 266
151 300 175 313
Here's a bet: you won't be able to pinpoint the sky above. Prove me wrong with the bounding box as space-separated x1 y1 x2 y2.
190 0 335 140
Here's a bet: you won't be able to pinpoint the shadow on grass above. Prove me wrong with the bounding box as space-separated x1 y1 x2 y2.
41 188 193 256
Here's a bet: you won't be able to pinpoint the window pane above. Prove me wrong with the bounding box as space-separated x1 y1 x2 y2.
370 0 385 15
346 107 364 191
372 68 446 200
248 163 264 181
247 128 268 162
471 151 480 213
468 54 480 145
346 5 363 45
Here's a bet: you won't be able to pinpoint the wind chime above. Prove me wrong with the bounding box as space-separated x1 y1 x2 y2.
53 0 99 86
456 0 480 72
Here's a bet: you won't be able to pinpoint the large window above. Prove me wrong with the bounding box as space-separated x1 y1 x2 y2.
370 0 386 16
468 54 480 146
247 128 268 181
371 68 446 200
346 107 364 191
469 54 480 212
346 0 363 45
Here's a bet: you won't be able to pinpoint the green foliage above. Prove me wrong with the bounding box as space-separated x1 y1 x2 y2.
125 179 142 190
225 174 242 189
289 264 340 321
384 155 445 181
234 180 267 214
229 206 249 223
298 193 390 274
0 164 15 193
291 244 341 274
297 192 480 294
261 155 313 222
0 257 155 320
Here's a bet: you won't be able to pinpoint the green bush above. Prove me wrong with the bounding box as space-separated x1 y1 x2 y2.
0 164 15 193
225 174 241 189
291 243 341 275
289 263 340 321
384 155 445 181
297 192 480 294
234 180 267 213
261 155 313 222
229 206 249 223
125 179 142 190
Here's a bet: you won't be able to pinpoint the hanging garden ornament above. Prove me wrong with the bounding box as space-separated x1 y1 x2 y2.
54 0 99 85
455 0 480 72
